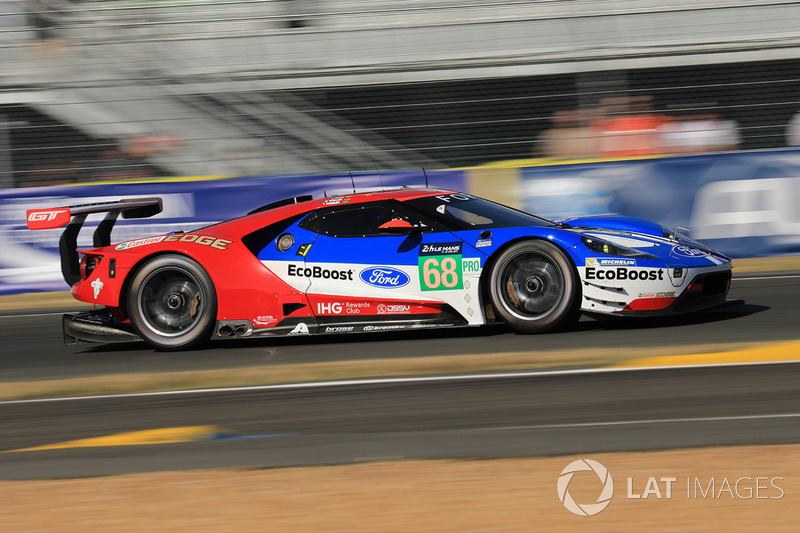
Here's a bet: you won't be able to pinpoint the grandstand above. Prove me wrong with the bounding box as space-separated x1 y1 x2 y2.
1 0 800 185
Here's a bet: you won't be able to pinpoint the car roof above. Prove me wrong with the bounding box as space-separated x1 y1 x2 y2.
207 187 456 237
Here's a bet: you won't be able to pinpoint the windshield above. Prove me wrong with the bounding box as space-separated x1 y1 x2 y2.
404 193 555 230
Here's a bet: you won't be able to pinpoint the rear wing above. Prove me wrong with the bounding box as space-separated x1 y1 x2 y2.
26 198 163 286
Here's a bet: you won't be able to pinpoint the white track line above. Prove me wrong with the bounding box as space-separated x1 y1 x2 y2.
2 358 800 406
735 275 800 281
0 311 68 318
481 412 800 432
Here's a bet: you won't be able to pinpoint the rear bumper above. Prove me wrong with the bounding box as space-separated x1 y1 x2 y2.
63 309 141 345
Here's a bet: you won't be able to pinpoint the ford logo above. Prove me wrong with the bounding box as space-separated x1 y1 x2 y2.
672 245 709 258
359 267 410 289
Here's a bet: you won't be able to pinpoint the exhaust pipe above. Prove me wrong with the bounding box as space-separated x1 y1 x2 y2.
216 320 253 338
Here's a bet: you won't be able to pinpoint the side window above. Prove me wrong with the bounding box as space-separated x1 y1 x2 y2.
322 205 398 237
298 211 321 234
303 203 437 238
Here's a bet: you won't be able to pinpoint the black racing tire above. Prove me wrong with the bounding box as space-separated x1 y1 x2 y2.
126 254 217 350
488 240 580 333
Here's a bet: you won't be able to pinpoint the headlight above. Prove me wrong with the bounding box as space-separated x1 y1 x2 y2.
581 236 657 259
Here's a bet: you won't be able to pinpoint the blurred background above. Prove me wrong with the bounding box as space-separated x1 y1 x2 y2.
4 0 800 294
1 0 800 187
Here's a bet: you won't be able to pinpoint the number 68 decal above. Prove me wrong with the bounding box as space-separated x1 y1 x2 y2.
419 254 481 291
422 256 461 290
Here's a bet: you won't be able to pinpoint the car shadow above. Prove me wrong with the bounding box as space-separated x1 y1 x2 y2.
573 303 769 332
77 303 767 354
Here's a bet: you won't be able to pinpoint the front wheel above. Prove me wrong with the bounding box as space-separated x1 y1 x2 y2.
488 240 579 333
126 254 217 350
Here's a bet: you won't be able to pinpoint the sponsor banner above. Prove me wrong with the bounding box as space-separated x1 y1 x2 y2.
585 267 664 281
10 149 800 295
519 149 800 258
0 170 465 294
586 258 636 267
360 266 411 289
307 295 440 316
420 242 463 256
289 263 355 281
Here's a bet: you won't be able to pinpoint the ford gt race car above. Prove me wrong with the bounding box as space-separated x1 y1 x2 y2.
27 188 736 350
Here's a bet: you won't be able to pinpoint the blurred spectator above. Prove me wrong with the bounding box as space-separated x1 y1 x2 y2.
786 111 800 146
595 96 671 158
537 98 743 160
658 111 740 154
125 135 182 158
536 110 598 159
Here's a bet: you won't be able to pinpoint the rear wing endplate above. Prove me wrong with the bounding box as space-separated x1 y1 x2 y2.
26 198 163 286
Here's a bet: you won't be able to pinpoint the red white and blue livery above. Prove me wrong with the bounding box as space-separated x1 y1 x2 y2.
27 188 737 349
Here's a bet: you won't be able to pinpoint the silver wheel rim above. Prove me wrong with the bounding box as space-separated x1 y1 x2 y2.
137 267 204 338
498 251 565 320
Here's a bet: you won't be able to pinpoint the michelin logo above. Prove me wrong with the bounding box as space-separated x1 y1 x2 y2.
586 258 637 267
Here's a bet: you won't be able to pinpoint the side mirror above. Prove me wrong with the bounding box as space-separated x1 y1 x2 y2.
378 219 415 235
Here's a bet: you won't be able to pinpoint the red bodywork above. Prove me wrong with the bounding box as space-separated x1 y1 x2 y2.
68 189 453 326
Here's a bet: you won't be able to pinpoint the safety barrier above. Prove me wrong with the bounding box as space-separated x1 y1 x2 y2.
2 149 800 295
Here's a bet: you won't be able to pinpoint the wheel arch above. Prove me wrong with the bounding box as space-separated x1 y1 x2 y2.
118 251 215 319
479 236 582 322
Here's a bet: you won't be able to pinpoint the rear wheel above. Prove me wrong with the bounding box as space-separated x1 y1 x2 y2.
488 240 579 333
126 255 216 350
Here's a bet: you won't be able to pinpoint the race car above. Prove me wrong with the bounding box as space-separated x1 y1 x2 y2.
27 188 737 350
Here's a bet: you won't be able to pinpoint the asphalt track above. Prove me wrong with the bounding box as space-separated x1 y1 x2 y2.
2 363 800 480
0 273 796 381
1 272 799 480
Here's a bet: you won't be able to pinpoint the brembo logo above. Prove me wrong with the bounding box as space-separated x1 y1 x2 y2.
557 459 614 517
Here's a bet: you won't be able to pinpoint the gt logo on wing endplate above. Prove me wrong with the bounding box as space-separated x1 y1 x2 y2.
26 208 71 230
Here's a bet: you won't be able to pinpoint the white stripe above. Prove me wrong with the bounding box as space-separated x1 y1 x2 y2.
1 358 799 405
735 275 800 281
482 412 800 432
0 311 69 318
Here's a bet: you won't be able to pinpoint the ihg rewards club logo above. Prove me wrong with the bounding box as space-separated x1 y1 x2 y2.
557 459 784 517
